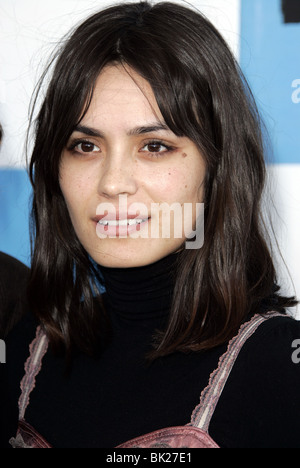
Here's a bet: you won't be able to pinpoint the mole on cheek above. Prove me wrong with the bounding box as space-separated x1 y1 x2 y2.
182 152 188 158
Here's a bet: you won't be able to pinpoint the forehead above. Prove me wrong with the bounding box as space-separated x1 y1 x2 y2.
85 65 162 126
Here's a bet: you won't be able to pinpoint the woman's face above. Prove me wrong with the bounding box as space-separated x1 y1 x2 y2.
59 65 206 267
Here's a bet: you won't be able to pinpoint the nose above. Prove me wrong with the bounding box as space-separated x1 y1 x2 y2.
98 151 138 199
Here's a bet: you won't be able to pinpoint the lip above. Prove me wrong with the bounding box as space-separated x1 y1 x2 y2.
93 213 150 238
93 212 147 222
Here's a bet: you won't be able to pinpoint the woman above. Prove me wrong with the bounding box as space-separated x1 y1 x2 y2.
2 1 300 448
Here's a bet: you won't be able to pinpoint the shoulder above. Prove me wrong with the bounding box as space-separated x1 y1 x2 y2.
5 310 38 358
230 312 300 388
0 252 30 338
243 313 300 365
0 310 37 447
211 313 300 447
4 310 38 404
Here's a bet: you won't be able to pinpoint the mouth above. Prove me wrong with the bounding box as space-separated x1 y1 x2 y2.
97 218 148 227
93 214 150 238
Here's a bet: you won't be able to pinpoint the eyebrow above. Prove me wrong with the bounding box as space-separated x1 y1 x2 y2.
128 123 170 136
73 122 170 137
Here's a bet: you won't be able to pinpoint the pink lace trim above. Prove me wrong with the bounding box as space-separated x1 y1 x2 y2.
11 311 283 448
117 425 219 448
190 312 282 431
18 326 49 420
10 420 52 448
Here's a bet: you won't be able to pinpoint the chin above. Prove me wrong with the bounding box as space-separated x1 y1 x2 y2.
88 240 182 269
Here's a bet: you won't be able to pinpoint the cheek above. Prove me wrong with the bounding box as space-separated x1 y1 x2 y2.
180 158 206 203
145 172 178 203
59 168 90 220
149 166 202 204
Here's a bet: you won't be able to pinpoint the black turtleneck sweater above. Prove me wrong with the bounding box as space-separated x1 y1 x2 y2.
1 254 300 448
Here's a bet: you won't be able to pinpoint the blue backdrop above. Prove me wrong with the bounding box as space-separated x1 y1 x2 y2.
240 0 300 164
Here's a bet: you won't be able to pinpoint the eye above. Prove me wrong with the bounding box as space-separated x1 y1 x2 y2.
140 141 173 156
67 139 101 155
76 141 100 153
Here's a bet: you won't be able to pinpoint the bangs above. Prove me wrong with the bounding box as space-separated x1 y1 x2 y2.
42 2 218 165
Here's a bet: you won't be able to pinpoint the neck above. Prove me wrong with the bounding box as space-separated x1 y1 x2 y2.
98 253 179 325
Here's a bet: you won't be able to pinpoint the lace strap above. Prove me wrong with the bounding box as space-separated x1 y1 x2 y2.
18 326 49 420
190 312 282 432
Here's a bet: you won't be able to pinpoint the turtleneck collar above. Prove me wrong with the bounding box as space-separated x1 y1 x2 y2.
98 253 179 325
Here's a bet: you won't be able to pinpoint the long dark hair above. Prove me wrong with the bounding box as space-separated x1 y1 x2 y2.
27 1 297 358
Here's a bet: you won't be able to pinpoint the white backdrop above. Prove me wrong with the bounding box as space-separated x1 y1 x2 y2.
0 0 299 318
